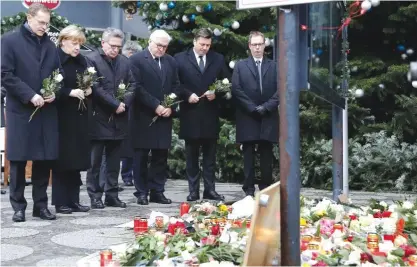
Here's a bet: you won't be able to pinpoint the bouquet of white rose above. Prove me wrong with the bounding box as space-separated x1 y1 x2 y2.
208 78 232 99
149 93 183 126
109 82 133 122
29 69 63 122
76 66 102 111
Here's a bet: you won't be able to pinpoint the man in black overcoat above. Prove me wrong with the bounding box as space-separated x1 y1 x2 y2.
129 29 180 205
85 27 135 209
231 31 279 197
174 28 230 201
1 3 61 222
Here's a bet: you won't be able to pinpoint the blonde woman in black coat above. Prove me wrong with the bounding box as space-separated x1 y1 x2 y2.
52 25 91 214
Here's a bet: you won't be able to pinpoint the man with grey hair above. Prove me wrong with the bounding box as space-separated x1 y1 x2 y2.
85 27 135 209
122 41 142 58
129 29 180 205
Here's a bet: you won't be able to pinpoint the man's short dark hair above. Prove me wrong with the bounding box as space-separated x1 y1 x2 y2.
194 28 212 41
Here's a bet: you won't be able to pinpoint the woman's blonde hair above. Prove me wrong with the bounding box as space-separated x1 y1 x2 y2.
58 25 86 46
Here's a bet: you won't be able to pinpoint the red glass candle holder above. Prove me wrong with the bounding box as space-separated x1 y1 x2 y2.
100 250 113 267
180 202 190 216
155 216 164 229
134 217 148 234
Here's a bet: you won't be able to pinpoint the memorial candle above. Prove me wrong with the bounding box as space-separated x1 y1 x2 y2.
180 202 190 216
100 250 112 267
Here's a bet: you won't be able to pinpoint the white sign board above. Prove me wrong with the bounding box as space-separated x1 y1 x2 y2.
236 0 333 9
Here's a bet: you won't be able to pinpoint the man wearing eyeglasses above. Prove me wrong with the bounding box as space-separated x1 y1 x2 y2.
84 27 135 209
129 29 180 205
231 31 279 197
1 3 61 222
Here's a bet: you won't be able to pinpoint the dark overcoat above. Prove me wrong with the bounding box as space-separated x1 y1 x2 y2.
1 24 61 161
129 48 180 149
174 49 230 140
85 49 135 141
231 57 279 143
54 48 91 171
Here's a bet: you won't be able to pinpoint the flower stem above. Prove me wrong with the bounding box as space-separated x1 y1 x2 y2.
28 107 40 122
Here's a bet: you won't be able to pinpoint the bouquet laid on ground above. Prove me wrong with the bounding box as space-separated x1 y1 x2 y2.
76 66 102 111
149 93 183 126
109 82 133 122
208 78 232 99
29 69 63 122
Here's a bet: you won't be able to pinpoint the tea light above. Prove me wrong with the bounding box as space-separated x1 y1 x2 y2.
155 216 164 229
134 217 148 234
180 202 190 216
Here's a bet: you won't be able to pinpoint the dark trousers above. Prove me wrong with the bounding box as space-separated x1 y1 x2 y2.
133 149 168 197
9 160 52 211
52 170 82 206
242 141 274 193
185 139 217 193
121 157 133 183
99 151 106 189
86 140 122 200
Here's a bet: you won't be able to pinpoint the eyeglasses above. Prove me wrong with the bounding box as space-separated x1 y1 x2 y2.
152 40 168 49
250 43 265 47
33 17 49 27
106 42 122 50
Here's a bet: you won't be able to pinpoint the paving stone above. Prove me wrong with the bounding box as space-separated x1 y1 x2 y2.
70 216 131 226
50 228 133 249
1 244 34 262
1 227 40 239
11 221 52 227
36 256 83 267
3 210 17 214
56 212 91 217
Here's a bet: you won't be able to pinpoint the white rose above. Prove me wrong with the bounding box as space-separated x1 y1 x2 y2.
87 67 96 74
225 92 232 100
347 250 361 264
168 93 177 99
118 83 126 90
388 204 397 212
40 89 46 94
222 78 229 85
394 235 407 247
169 217 177 224
402 201 413 209
54 74 63 83
184 239 195 251
379 201 388 208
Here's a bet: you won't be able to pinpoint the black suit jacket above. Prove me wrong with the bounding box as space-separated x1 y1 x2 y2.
129 48 180 149
174 49 230 139
232 57 279 143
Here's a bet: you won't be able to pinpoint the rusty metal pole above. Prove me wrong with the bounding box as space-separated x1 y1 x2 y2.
278 5 301 266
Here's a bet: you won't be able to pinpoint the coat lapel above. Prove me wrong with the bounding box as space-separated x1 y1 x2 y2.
160 56 167 86
245 58 257 79
261 59 272 78
145 49 163 81
204 51 214 72
187 49 200 73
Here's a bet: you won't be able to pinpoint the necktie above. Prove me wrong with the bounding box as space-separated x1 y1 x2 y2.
256 60 263 93
155 57 161 69
198 56 205 73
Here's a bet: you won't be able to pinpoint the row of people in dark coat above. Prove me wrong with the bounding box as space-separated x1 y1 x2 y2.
1 4 279 223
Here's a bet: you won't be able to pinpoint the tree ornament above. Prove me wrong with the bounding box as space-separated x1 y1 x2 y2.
136 1 141 8
401 54 407 60
155 13 163 20
204 3 213 12
148 25 153 30
182 15 189 23
378 84 385 89
412 81 417 89
213 28 222 36
171 20 179 29
168 1 176 9
159 2 168 11
265 38 271 47
361 0 372 11
370 0 380 6
196 5 203 13
354 89 364 98
406 49 414 55
143 3 149 10
229 61 235 69
231 21 240 30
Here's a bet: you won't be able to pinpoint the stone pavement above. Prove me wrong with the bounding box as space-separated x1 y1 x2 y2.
1 173 416 266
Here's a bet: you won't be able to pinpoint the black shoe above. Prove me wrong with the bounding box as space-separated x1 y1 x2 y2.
187 192 200 201
33 208 56 220
245 190 255 197
137 195 149 205
104 197 127 208
117 186 124 192
150 192 172 204
203 190 225 201
1 190 6 194
69 203 90 212
123 181 134 186
12 210 25 222
55 206 72 214
91 199 105 209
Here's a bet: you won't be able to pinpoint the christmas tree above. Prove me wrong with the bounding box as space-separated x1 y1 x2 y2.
112 0 277 66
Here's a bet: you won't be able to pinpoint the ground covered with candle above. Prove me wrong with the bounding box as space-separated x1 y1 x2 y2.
106 196 417 267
